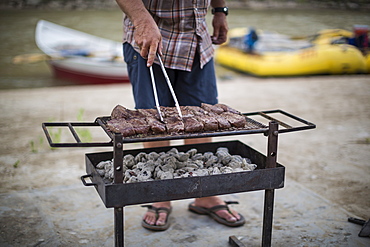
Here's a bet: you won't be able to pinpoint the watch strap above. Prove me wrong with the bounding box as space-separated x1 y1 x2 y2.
212 7 228 16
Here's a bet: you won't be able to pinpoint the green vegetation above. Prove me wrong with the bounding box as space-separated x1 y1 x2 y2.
75 108 93 143
13 160 20 168
29 108 92 153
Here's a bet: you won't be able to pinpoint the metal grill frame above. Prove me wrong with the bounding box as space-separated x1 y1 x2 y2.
42 110 316 247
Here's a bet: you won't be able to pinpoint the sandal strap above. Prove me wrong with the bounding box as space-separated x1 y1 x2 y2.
208 201 239 213
208 204 229 213
156 207 171 214
141 205 171 214
141 205 156 214
224 201 239 205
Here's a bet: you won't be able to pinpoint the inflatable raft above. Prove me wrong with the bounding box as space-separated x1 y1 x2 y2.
215 28 368 77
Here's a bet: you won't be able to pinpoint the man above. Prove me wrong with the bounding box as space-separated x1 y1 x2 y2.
115 0 245 231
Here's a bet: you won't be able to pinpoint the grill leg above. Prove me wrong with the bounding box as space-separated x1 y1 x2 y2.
262 189 275 247
115 207 124 247
262 121 278 247
113 133 124 246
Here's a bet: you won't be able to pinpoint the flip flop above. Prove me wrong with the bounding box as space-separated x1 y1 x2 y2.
141 205 172 231
188 201 245 227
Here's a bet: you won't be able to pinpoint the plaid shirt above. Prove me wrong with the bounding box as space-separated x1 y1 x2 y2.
123 0 214 72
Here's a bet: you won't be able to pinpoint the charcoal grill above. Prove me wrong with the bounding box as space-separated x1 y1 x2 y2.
42 109 315 247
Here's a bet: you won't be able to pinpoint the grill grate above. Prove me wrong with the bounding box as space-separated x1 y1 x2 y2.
42 109 315 147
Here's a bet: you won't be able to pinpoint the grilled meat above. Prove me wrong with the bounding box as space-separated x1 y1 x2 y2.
201 103 224 114
182 106 218 131
107 104 248 137
215 103 241 115
220 112 246 128
111 105 131 119
106 118 136 136
137 109 166 134
165 116 185 134
183 116 203 132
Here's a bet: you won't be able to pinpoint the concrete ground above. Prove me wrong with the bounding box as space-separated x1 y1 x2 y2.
0 74 369 246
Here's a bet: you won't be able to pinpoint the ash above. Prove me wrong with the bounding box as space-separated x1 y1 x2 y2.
96 147 257 184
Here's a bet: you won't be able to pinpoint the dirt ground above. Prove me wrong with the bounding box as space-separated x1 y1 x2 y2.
0 73 369 245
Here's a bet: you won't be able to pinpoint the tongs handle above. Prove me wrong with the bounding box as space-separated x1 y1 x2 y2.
157 54 183 118
149 66 164 122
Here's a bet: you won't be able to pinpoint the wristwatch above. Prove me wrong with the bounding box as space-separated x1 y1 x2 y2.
212 7 228 16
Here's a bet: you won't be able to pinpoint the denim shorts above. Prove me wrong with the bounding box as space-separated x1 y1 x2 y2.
123 43 218 109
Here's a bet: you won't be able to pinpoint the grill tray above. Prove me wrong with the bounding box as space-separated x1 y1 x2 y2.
83 140 285 208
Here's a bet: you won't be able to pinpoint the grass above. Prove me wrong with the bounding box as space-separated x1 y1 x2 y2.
29 108 93 153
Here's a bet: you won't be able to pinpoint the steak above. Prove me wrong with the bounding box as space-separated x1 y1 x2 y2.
137 109 166 134
127 118 151 135
215 103 241 114
165 116 184 134
106 104 249 137
181 106 218 131
183 116 204 132
201 103 224 114
220 112 246 128
106 119 136 137
213 114 232 129
111 105 131 119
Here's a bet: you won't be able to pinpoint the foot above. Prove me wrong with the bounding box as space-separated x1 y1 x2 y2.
143 201 171 226
193 196 241 223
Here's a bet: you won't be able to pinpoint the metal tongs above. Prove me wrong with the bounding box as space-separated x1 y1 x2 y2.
149 54 183 122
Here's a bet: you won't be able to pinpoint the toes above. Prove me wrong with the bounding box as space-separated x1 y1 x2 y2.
156 212 168 226
143 212 156 225
143 211 169 226
231 209 241 221
216 209 238 222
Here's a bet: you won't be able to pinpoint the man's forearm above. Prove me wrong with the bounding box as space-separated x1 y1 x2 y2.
115 0 151 27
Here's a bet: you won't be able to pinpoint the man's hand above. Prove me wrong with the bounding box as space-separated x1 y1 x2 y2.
211 12 228 45
133 18 163 66
116 0 162 66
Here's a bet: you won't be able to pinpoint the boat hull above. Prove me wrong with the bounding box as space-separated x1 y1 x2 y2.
48 58 130 85
215 44 368 77
36 20 130 85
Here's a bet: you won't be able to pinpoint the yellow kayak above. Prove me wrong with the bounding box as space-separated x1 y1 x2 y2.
215 28 368 77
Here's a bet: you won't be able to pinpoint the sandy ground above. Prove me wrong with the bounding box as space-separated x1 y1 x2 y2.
0 73 369 246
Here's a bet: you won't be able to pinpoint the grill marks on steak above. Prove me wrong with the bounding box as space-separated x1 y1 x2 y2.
160 107 185 134
106 104 248 137
200 103 246 129
184 106 218 131
183 116 203 132
220 112 246 128
108 106 162 136
106 119 136 137
112 106 149 135
137 109 166 134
